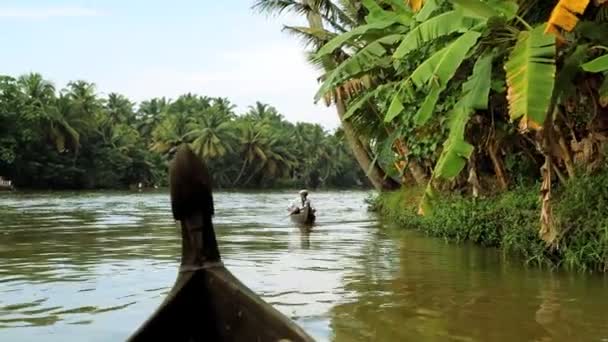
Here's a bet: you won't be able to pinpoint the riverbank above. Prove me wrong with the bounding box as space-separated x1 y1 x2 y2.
373 169 608 272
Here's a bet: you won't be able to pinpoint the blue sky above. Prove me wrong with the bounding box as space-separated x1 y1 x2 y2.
0 1 339 129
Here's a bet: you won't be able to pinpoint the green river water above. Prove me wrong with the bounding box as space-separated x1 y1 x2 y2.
0 191 607 341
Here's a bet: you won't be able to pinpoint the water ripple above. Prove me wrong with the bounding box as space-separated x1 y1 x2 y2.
1 190 608 342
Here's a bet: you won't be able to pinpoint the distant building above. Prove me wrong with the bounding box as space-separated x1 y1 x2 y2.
0 176 13 190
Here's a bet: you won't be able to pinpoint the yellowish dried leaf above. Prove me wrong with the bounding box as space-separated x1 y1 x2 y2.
560 0 590 13
545 0 590 37
518 117 543 132
408 0 424 12
548 4 580 31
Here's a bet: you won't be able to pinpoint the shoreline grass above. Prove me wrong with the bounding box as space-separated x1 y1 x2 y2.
372 169 608 273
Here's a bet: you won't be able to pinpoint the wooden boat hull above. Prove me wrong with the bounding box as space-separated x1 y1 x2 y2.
129 265 313 342
129 145 315 342
290 206 315 226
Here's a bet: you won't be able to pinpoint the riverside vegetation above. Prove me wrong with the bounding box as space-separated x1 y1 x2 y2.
256 0 608 271
0 74 367 190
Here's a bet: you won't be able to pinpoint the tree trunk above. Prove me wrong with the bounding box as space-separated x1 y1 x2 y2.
487 141 508 191
232 160 249 186
394 138 427 185
299 0 398 192
556 125 575 178
336 99 399 191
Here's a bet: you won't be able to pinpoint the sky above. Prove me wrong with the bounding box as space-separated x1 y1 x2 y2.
0 1 340 129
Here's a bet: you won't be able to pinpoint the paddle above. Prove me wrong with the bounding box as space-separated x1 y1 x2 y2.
169 144 220 262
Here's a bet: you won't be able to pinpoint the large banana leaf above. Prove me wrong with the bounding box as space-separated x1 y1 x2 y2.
415 0 442 21
409 31 481 88
504 24 556 129
448 0 518 20
435 53 492 176
418 53 492 215
393 10 482 59
315 34 403 101
385 92 405 122
316 21 400 58
581 54 608 73
406 31 481 124
362 0 413 25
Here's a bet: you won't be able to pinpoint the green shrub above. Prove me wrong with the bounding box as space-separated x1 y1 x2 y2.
373 168 608 272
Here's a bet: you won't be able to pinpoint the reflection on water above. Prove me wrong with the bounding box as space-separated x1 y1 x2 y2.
1 191 607 341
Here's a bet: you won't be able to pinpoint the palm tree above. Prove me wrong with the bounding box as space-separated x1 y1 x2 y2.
17 73 55 104
46 94 81 153
212 97 237 117
253 0 400 191
137 97 169 139
65 80 100 118
150 114 191 155
185 112 237 159
246 101 284 123
232 121 268 185
15 74 84 153
105 93 135 124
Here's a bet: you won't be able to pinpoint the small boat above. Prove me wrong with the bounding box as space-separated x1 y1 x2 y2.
289 205 316 226
128 145 314 342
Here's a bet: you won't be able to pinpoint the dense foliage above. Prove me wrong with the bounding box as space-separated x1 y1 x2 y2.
0 73 368 190
373 165 608 272
257 0 608 248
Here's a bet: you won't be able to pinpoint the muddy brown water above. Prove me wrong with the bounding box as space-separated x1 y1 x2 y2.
1 191 607 341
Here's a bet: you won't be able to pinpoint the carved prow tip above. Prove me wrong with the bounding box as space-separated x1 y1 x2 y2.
169 144 214 221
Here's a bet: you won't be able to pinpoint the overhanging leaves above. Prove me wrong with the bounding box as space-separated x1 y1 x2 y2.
362 0 413 25
385 92 405 122
406 31 481 125
409 31 481 88
393 10 482 59
415 0 442 22
505 24 556 129
418 52 493 215
448 0 518 20
315 34 403 101
581 54 608 73
316 21 400 58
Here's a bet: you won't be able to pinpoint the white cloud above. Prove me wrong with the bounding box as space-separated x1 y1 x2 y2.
0 7 102 19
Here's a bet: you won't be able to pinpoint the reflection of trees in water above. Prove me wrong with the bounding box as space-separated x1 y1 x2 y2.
329 228 603 341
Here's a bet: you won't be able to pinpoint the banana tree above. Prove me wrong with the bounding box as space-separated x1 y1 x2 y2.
314 0 608 245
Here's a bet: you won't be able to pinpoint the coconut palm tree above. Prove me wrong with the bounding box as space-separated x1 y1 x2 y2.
137 97 169 140
253 0 400 191
185 111 237 159
106 93 135 124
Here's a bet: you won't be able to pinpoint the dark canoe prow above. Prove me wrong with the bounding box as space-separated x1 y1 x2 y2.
289 205 316 226
128 145 314 342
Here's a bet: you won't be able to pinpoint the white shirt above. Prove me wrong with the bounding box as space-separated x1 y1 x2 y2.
288 197 313 211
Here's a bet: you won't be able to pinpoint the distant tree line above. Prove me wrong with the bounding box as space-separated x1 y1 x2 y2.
0 73 369 190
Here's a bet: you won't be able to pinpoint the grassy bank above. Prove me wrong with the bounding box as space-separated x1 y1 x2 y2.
373 169 608 272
